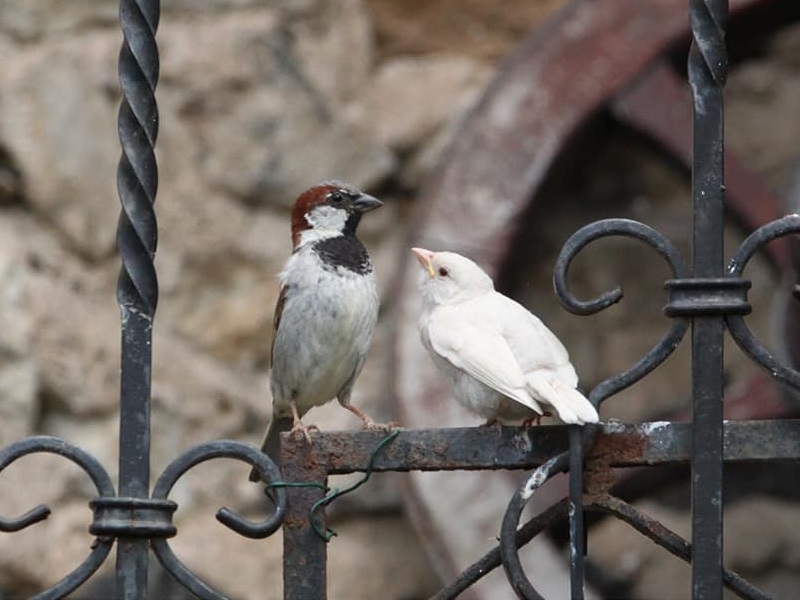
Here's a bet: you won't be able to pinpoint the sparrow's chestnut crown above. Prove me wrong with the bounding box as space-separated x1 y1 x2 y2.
291 181 382 248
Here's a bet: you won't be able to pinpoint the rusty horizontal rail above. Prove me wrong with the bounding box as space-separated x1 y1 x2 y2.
280 418 800 475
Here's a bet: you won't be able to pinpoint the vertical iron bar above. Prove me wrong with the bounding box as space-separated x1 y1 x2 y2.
282 443 328 600
688 1 728 598
568 427 585 600
116 0 160 597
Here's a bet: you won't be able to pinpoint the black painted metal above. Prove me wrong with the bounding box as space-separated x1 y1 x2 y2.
0 0 798 598
0 437 115 599
688 1 728 597
500 452 571 600
568 427 586 600
149 441 287 600
554 218 692 404
115 0 161 595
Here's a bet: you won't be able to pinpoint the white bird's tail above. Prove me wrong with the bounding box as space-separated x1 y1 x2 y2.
526 372 599 425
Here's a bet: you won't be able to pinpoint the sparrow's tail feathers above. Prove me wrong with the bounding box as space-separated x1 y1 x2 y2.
526 372 599 425
248 416 293 482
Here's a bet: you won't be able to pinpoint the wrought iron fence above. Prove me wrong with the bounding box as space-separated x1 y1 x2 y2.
1 0 800 598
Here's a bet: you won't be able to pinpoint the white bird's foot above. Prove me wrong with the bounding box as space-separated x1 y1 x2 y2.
521 409 553 427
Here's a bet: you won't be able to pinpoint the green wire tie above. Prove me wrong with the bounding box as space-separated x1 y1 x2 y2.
308 429 400 541
263 429 401 541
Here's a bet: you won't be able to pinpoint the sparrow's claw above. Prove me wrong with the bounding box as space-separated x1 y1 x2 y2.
363 420 400 432
481 417 501 427
290 422 318 445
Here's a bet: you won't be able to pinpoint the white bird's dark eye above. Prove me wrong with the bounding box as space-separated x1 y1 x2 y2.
438 267 449 277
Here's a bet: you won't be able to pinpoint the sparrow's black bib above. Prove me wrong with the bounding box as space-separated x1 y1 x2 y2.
313 236 373 275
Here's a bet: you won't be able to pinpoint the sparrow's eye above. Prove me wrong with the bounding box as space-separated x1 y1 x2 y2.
438 267 449 277
327 190 345 204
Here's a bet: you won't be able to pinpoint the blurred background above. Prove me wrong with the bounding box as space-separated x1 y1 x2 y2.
1 0 800 598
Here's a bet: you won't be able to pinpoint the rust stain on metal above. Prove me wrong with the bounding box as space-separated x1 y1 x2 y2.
283 516 311 529
585 427 648 499
583 458 615 500
592 427 649 465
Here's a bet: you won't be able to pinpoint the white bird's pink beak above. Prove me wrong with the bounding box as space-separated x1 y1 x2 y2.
411 247 436 278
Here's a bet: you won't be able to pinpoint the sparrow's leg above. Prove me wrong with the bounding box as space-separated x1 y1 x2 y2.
288 399 317 443
481 417 501 427
339 399 397 431
342 402 377 428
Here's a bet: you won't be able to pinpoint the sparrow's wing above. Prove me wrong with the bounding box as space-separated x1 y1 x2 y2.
427 310 543 414
270 283 290 368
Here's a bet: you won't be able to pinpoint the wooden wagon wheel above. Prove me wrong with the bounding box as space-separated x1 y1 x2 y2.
391 0 800 597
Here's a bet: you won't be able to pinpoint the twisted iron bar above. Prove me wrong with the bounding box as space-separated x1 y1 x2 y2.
689 0 728 91
116 0 160 318
0 437 115 599
553 218 691 405
114 0 162 596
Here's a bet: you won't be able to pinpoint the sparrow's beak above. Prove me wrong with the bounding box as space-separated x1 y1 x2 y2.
352 193 383 214
411 247 436 278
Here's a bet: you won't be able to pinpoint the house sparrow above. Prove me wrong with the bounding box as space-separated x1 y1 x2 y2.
411 248 599 426
249 181 384 481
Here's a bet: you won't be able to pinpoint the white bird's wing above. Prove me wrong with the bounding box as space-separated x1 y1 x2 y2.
486 294 572 374
426 308 544 415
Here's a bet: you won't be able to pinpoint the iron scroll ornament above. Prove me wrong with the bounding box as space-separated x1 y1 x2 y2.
553 218 691 407
0 437 115 600
726 214 800 389
501 212 800 598
150 441 287 600
0 437 286 600
500 452 770 600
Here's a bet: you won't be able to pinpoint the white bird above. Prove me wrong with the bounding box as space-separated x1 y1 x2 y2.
411 248 599 426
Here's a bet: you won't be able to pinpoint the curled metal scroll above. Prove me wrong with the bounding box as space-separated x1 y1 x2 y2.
499 460 770 600
150 441 287 600
499 452 571 600
727 214 800 389
0 436 115 600
553 218 691 404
